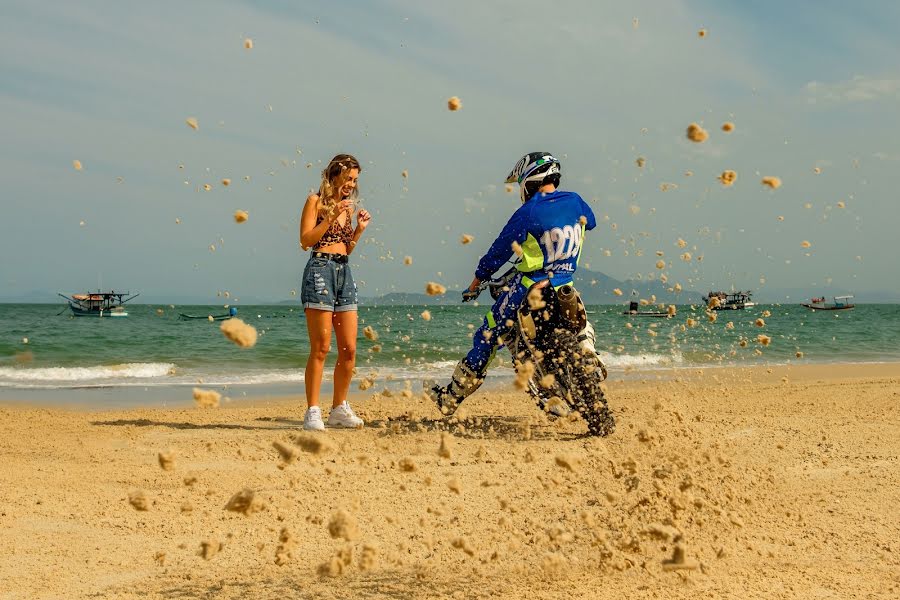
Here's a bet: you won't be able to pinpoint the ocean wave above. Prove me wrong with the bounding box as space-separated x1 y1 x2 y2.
601 352 683 368
0 363 176 384
0 354 682 390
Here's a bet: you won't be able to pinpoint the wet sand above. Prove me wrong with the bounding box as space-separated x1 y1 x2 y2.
1 362 898 599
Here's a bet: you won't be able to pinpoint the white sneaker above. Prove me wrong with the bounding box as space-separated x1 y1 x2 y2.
303 406 325 431
327 402 364 429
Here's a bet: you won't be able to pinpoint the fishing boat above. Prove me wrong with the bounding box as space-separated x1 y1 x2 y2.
705 291 755 310
58 291 139 317
801 295 855 311
179 307 238 321
622 299 673 318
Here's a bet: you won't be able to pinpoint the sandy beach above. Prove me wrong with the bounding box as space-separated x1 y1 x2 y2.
1 362 898 599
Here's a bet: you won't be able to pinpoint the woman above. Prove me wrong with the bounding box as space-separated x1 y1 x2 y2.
299 153 371 431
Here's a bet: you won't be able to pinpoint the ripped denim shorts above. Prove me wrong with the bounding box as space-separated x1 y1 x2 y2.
301 252 358 312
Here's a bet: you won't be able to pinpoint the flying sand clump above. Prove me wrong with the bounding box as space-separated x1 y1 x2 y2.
193 388 221 408
761 176 782 189
425 282 446 296
719 170 737 186
686 123 708 143
447 96 462 111
220 318 258 348
234 210 248 223
185 117 199 130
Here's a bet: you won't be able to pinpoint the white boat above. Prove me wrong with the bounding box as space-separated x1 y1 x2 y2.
801 295 855 311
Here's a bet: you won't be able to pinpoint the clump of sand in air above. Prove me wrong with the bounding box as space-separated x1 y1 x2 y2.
403 256 413 265
274 528 295 566
193 388 221 408
655 260 665 269
273 440 298 465
719 170 737 186
697 28 707 38
128 490 150 511
420 310 432 321
72 159 83 171
425 282 446 296
328 509 360 541
438 432 453 459
451 537 476 556
220 318 258 348
514 360 535 390
398 457 417 472
814 167 822 174
801 240 811 248
318 547 353 577
721 122 734 132
401 169 408 179
613 288 623 296
224 488 266 516
243 38 253 49
755 318 765 327
200 539 221 560
234 210 248 223
757 334 771 346
662 539 700 571
221 178 231 187
686 123 708 143
555 454 580 472
358 543 378 571
447 96 462 111
185 117 199 130
761 176 782 189
636 157 646 168
460 234 474 245
295 432 336 454
363 325 378 341
158 450 176 471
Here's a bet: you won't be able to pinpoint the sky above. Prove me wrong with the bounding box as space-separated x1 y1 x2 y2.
1 0 899 303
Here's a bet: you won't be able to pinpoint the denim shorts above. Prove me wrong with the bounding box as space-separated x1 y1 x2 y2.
301 253 358 312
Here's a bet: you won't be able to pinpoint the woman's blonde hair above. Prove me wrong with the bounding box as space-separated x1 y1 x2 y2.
317 153 361 215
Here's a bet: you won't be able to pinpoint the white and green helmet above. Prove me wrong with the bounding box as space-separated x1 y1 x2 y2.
505 152 561 203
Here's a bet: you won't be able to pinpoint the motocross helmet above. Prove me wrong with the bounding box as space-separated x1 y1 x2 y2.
505 152 561 203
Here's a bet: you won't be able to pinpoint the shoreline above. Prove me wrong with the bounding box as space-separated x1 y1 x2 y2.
2 359 899 410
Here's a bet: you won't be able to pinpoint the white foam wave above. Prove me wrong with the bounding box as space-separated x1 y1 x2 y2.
0 363 176 384
601 352 683 368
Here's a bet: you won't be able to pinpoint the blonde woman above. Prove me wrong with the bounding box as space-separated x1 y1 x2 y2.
299 154 371 430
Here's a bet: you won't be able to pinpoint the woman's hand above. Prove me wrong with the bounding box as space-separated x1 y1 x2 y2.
329 199 354 222
356 208 371 232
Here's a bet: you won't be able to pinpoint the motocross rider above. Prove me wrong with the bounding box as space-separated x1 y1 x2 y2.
427 152 602 415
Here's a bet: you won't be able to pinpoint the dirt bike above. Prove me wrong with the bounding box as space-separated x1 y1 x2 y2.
463 268 615 437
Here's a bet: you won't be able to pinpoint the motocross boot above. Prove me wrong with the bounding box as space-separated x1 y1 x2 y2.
577 320 608 381
425 360 484 416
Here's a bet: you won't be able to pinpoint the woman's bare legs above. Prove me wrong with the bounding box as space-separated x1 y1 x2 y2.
304 308 334 408
331 310 358 407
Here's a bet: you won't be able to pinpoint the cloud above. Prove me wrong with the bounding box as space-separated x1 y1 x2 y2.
805 75 900 104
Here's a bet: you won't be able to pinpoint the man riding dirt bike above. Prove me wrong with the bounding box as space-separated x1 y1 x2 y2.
426 152 614 436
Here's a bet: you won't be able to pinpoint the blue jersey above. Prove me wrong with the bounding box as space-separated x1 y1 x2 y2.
475 190 596 286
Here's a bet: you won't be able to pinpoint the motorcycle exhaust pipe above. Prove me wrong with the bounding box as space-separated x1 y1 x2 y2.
557 284 587 331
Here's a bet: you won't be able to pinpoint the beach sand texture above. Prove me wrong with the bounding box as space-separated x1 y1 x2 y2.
0 363 898 599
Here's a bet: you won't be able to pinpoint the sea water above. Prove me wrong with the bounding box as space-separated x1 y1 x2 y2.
1 303 899 403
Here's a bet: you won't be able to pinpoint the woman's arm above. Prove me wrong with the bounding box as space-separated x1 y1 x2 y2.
346 208 371 255
300 194 337 250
